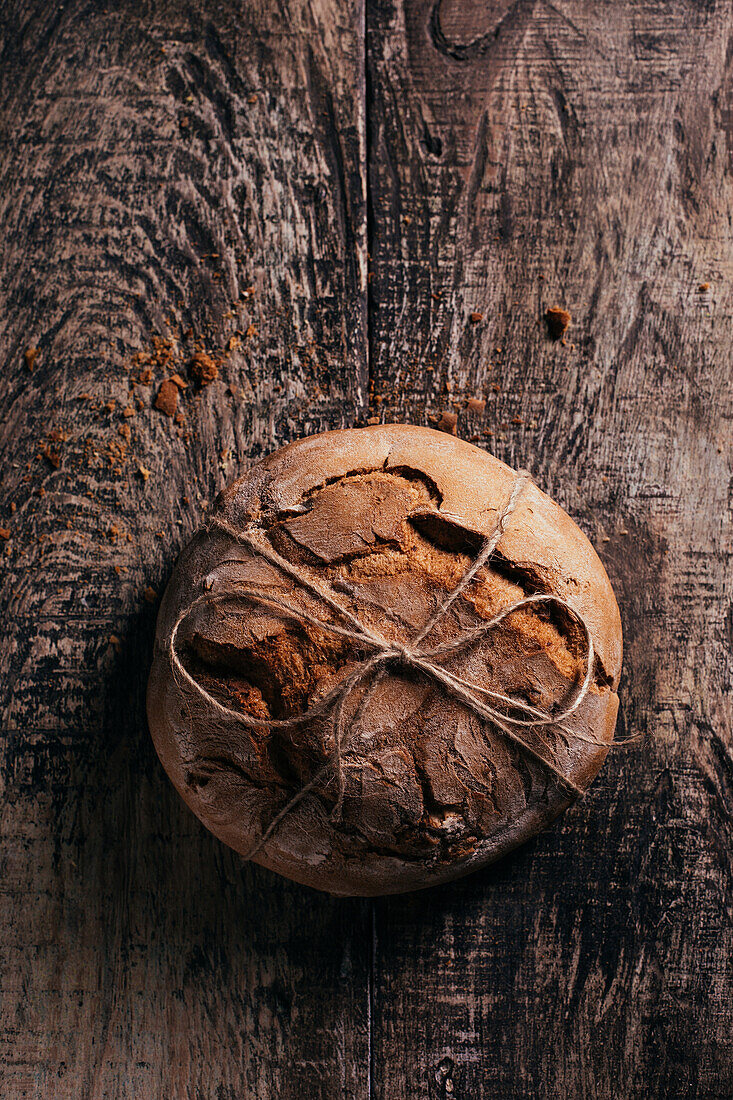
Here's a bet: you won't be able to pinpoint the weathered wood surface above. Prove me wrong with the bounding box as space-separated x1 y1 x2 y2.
0 0 731 1096
0 1 370 1097
367 2 733 1097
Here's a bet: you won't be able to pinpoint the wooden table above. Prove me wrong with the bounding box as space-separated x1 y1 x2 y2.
1 1 731 1096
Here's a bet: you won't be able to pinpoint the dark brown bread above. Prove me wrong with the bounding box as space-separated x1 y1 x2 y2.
147 425 622 896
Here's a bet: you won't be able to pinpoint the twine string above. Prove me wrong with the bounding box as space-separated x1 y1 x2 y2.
168 470 600 859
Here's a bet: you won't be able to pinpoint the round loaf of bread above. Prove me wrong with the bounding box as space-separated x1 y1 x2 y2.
147 425 622 895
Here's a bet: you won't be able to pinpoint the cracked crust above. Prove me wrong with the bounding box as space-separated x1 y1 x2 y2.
147 426 623 896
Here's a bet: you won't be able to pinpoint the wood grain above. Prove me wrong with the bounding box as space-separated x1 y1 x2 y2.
0 1 369 1097
1 0 732 1096
367 1 733 1097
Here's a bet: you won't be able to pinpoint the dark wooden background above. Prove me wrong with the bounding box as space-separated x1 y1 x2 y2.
1 0 731 1096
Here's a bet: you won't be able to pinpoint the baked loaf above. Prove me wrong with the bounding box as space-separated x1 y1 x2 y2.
147 425 622 896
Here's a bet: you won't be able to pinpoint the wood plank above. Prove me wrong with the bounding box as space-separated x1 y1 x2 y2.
366 1 733 1096
0 1 369 1096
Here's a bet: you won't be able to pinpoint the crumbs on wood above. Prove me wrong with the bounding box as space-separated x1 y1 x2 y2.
545 305 571 340
437 410 458 435
189 351 218 387
154 379 179 417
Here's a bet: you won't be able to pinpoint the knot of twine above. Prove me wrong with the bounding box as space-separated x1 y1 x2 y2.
169 470 597 860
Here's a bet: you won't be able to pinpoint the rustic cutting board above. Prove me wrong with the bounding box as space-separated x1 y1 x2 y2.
1 1 731 1097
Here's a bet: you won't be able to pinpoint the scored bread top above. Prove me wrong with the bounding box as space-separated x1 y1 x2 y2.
216 425 622 685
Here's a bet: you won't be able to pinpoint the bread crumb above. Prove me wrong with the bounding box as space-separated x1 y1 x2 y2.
154 379 179 417
437 410 458 435
545 306 571 339
143 586 158 603
0 527 10 540
40 444 61 469
24 346 39 372
189 351 218 386
467 397 486 414
469 311 484 324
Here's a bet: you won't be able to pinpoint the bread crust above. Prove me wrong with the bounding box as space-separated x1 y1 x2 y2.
148 426 622 895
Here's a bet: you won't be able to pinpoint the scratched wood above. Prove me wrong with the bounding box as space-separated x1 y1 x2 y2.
367 1 733 1098
0 1 370 1097
1 0 732 1097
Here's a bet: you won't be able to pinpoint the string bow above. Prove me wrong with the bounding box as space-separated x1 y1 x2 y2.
169 470 595 859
